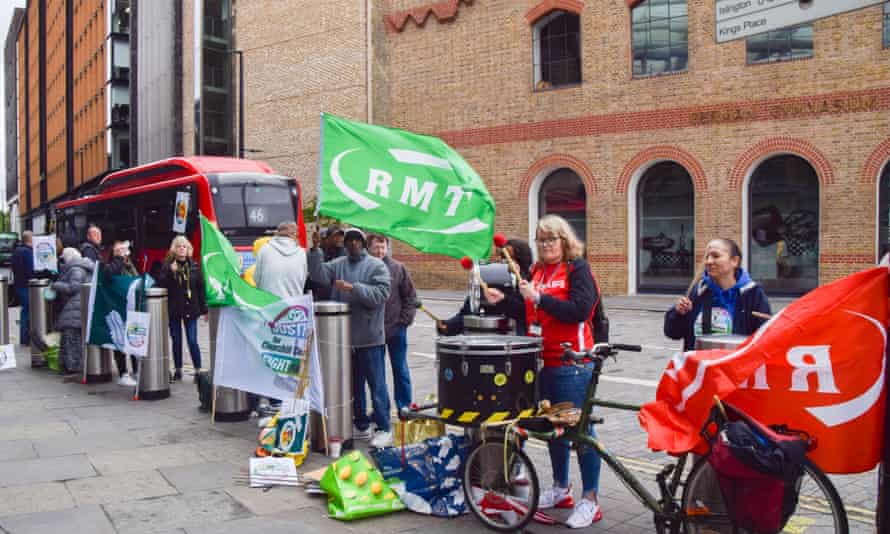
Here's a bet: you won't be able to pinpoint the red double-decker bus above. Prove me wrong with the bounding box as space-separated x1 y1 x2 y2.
55 157 306 275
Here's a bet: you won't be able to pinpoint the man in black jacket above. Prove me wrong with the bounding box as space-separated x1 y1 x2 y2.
79 225 102 263
11 231 33 345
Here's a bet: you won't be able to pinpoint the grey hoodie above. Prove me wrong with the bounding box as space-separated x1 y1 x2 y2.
51 257 94 330
254 236 308 299
308 248 391 347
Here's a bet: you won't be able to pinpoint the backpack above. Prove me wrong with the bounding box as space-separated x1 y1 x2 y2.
705 403 808 534
195 371 213 413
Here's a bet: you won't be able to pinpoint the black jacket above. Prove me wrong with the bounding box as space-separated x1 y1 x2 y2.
157 258 208 321
11 244 33 289
79 241 102 263
664 279 771 351
103 255 139 277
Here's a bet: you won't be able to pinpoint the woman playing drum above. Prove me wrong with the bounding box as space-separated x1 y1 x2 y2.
485 214 604 528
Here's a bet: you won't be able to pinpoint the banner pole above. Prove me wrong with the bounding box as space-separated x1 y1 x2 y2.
878 255 890 532
211 385 218 425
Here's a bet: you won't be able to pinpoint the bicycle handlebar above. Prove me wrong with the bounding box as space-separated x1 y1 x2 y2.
561 342 643 362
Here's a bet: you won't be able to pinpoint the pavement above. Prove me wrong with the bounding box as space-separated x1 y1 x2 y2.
0 292 877 533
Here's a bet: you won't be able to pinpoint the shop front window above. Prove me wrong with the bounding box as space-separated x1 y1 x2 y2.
749 155 819 295
538 168 586 247
637 162 694 292
878 161 890 260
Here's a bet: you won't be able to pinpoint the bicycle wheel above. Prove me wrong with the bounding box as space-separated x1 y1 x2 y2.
682 456 849 534
462 440 540 532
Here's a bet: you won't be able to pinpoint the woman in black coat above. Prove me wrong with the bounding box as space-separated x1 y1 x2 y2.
157 236 208 381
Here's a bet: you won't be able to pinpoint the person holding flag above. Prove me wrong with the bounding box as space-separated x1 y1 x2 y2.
104 239 140 386
663 238 771 351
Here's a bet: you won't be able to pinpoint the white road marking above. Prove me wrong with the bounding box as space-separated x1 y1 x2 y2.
411 351 659 387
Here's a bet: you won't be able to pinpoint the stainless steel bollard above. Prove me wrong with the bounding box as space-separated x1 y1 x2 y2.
137 287 170 400
311 301 352 453
28 279 51 367
208 308 250 421
80 283 111 383
0 275 9 345
694 334 749 351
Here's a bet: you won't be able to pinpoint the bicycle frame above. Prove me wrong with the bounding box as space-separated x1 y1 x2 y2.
557 356 688 517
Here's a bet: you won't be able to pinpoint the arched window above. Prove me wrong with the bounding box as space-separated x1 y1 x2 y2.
533 11 581 89
631 0 688 77
749 155 819 295
538 168 586 245
878 160 890 260
637 162 694 292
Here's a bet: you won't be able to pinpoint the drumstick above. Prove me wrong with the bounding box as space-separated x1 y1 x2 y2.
414 300 443 323
493 233 523 282
460 256 489 293
752 311 772 320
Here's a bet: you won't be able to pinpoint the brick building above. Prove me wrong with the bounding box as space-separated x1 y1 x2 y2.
232 0 890 295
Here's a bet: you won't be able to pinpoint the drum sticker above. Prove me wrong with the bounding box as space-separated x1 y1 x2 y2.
494 373 507 387
524 370 535 384
444 368 454 382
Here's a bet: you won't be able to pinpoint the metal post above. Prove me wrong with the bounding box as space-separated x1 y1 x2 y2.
232 49 244 159
0 276 9 345
137 287 171 400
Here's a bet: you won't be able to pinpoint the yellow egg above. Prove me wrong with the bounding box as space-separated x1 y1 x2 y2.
339 465 352 480
349 451 361 462
355 471 368 487
370 481 383 495
384 491 395 500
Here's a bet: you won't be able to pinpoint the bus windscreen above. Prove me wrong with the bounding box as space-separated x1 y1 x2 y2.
211 174 298 240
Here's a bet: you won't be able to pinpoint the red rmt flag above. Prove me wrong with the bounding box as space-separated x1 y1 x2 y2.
639 266 889 474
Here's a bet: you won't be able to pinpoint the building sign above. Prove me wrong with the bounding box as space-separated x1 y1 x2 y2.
690 94 879 125
716 0 885 43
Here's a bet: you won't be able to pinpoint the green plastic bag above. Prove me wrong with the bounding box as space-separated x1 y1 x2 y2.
319 450 405 521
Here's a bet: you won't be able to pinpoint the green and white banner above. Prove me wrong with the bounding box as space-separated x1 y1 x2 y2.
318 113 496 260
86 269 146 352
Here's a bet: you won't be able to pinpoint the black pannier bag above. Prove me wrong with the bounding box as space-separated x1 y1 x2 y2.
706 403 809 534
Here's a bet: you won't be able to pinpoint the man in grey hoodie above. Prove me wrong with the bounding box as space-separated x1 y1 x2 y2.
308 228 392 447
255 221 307 298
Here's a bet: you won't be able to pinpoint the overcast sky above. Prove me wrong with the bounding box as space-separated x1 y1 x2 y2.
0 0 27 207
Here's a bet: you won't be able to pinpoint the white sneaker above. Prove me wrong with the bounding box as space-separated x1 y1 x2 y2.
117 373 137 387
538 485 570 509
370 430 393 448
352 425 372 440
565 498 602 529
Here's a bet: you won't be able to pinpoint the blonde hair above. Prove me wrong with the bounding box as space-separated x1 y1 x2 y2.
165 235 193 262
536 214 584 261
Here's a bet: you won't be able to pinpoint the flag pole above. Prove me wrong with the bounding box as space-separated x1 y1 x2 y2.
878 254 890 531
211 385 218 425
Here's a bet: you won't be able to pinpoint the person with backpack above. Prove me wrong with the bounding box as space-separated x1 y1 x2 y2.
664 238 771 351
157 236 208 382
485 214 606 529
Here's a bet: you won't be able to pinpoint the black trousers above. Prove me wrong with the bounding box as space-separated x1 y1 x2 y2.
113 351 138 377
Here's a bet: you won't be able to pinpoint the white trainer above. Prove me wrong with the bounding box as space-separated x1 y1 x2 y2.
352 425 372 440
117 373 137 387
370 430 393 448
565 498 602 529
538 485 570 509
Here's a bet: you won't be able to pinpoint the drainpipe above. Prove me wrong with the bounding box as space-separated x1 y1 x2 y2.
366 0 373 124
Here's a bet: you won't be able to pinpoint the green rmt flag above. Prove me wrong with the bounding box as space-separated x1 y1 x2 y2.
318 113 496 260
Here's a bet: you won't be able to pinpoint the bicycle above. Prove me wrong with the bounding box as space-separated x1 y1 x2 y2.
459 342 849 533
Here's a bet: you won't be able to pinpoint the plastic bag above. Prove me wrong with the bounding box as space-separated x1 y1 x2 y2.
319 450 405 521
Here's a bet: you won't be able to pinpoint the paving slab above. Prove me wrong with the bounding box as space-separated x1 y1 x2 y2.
133 425 232 447
104 489 251 534
0 454 96 487
66 469 179 506
224 485 322 516
159 461 240 493
194 437 260 465
183 511 346 534
0 482 75 517
0 421 74 442
89 443 199 475
67 412 191 435
33 430 143 457
0 504 116 534
0 439 36 462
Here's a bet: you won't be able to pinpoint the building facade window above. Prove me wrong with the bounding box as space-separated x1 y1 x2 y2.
532 10 581 89
878 160 890 259
538 168 586 246
637 162 694 292
884 1 890 49
631 0 688 77
746 24 813 64
748 155 819 295
197 0 233 156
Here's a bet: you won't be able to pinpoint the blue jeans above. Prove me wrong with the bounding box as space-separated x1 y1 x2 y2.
169 317 202 370
16 287 29 345
352 345 391 433
539 363 601 493
386 327 412 413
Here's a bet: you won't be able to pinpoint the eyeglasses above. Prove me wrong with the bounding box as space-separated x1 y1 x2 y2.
535 236 561 245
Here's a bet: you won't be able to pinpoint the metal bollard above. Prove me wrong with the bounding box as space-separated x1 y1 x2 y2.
208 308 249 421
80 283 111 383
137 287 171 400
0 275 9 345
28 279 51 368
311 301 352 453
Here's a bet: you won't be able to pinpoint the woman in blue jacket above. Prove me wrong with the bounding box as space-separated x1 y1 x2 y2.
664 238 771 351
